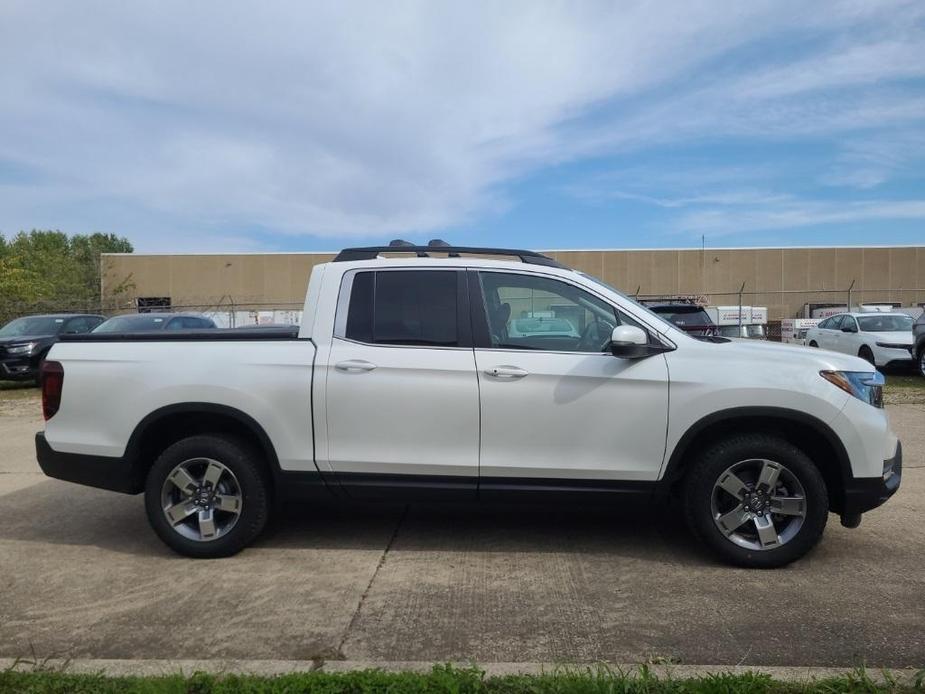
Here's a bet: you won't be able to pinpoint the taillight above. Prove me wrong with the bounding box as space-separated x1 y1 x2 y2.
40 360 64 420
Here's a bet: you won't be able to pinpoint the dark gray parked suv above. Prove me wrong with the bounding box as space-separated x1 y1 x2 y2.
914 312 925 377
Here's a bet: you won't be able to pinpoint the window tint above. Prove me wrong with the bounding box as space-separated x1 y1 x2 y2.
817 317 831 329
168 316 213 329
64 317 95 334
344 270 458 347
478 272 637 352
345 272 374 343
828 315 845 330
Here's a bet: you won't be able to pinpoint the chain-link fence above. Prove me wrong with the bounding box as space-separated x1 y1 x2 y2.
3 282 924 330
635 286 925 321
0 297 306 329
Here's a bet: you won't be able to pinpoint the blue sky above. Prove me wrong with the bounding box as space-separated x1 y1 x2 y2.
1 1 924 253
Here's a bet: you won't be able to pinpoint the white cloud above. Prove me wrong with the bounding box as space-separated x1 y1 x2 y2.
0 0 923 249
675 199 925 235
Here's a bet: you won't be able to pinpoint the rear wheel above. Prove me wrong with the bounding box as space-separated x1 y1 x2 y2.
683 433 828 568
859 346 875 366
144 434 269 558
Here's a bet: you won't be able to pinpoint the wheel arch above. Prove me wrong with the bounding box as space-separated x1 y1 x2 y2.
663 407 852 513
123 403 282 494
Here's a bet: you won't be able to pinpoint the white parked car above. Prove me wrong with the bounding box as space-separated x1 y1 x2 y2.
805 312 914 368
35 242 901 568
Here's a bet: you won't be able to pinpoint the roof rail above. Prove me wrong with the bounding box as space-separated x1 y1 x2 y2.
333 243 567 268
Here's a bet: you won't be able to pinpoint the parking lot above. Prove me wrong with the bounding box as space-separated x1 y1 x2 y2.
0 389 923 669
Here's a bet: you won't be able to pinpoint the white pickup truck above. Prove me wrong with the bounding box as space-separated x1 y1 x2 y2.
36 243 902 567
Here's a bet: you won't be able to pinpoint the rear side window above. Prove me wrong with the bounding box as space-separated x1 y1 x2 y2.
344 270 458 347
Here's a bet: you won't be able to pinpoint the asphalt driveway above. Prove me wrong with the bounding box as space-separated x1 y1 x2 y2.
1 393 922 667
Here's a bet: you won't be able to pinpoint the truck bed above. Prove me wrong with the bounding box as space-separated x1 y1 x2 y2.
59 327 301 342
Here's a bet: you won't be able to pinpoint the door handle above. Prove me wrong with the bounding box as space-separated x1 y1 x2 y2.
335 359 377 372
484 365 528 379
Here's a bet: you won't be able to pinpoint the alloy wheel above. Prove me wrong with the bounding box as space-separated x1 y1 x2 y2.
711 458 807 551
160 458 242 542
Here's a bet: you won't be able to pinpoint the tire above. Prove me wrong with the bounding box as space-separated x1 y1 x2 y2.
917 347 925 379
144 434 269 558
858 346 875 366
808 340 818 348
683 433 828 568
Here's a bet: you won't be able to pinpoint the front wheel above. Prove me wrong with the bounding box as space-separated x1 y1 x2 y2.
859 346 876 366
144 434 269 558
683 434 828 568
808 340 818 348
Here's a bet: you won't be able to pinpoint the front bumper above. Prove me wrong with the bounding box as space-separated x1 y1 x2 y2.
35 432 142 494
841 440 902 517
0 357 38 380
874 345 914 367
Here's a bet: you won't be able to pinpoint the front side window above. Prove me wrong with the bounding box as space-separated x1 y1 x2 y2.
344 270 458 347
478 271 640 352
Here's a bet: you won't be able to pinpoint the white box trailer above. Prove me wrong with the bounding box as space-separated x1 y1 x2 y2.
810 304 910 319
781 318 820 345
747 306 768 340
705 306 750 338
706 306 767 339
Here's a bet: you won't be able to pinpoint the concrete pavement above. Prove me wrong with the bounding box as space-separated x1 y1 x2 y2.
1 394 923 668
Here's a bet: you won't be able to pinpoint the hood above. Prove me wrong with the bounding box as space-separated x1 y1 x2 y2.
707 336 873 372
0 334 56 346
868 331 913 345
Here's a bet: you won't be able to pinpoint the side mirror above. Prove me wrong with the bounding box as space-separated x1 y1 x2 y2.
609 325 650 358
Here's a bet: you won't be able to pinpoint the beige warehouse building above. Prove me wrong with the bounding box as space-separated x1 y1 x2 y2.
101 245 925 320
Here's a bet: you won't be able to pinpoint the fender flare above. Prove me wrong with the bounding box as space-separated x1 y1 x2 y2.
125 402 281 472
662 406 852 486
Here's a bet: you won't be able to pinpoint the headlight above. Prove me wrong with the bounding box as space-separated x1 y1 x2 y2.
820 370 884 408
5 342 37 355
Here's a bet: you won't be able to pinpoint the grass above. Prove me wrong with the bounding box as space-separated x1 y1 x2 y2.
1 664 924 694
885 373 925 390
883 372 925 404
0 380 36 391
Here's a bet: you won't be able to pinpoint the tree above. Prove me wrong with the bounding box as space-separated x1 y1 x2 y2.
0 230 134 320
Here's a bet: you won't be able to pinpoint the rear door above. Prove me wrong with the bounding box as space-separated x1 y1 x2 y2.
323 268 479 498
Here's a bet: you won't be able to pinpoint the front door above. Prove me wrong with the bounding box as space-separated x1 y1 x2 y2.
324 268 479 498
471 270 669 488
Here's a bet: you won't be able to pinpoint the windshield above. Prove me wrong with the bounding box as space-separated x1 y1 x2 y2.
0 316 65 337
576 272 678 332
94 315 169 332
857 314 913 332
717 325 746 338
650 306 713 326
